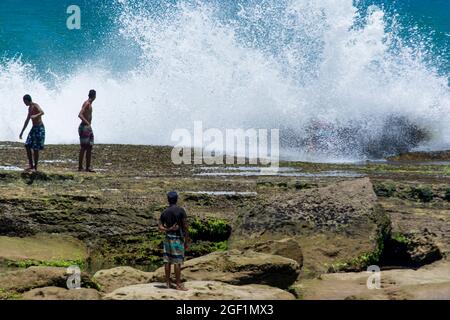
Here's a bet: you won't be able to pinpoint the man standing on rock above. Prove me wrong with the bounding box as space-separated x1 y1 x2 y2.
78 90 96 172
19 94 45 172
159 191 190 291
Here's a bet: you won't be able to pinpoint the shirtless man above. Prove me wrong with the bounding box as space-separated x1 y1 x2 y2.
78 90 96 172
19 95 45 172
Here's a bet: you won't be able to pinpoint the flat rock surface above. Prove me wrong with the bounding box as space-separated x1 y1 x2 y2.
22 286 102 300
105 281 295 300
295 260 450 300
0 234 87 263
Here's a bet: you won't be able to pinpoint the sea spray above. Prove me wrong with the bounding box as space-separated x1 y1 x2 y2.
0 0 448 161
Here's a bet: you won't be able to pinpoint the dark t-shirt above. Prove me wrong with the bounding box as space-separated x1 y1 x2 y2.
160 205 187 237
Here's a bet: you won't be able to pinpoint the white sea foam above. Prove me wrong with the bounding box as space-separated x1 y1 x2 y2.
0 0 448 161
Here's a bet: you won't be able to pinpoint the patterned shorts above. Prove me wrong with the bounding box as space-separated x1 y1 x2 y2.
79 124 94 147
25 125 45 150
163 234 185 265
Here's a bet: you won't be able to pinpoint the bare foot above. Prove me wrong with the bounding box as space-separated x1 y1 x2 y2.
86 169 96 173
176 284 188 291
166 282 176 289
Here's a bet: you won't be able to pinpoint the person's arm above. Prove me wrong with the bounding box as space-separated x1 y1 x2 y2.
19 111 31 140
78 102 91 126
167 224 180 231
158 221 167 233
30 104 44 119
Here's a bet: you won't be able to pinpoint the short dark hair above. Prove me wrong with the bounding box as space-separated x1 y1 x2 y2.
88 90 96 99
23 94 32 102
167 191 178 205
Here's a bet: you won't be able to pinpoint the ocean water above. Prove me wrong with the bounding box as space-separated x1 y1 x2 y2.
0 0 449 161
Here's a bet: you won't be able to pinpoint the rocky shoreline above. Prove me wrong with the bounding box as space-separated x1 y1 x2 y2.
0 142 449 300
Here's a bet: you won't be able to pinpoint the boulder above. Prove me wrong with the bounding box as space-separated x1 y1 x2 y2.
22 287 102 300
149 250 300 289
93 266 154 293
385 198 449 261
406 233 442 265
0 266 95 294
232 178 390 276
105 281 295 300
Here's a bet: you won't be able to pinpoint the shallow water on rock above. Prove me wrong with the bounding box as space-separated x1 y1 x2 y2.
41 159 77 164
0 166 22 171
185 191 258 196
196 169 364 178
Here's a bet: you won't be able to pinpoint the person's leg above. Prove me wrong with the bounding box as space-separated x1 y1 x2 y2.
25 146 33 170
79 146 86 171
174 264 187 291
33 150 39 172
86 146 94 172
164 263 172 288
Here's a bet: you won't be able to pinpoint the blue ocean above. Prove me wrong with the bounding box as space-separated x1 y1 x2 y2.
0 0 449 160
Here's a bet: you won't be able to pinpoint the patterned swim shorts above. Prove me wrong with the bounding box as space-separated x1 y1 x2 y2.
25 125 45 150
79 124 94 147
163 234 185 265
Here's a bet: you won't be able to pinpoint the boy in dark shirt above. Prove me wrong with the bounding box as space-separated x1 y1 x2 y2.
159 191 190 290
